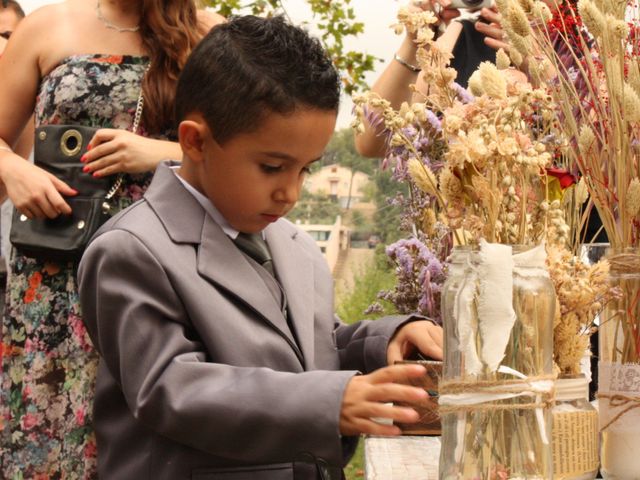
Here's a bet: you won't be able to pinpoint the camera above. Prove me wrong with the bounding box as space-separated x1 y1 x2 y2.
447 0 492 10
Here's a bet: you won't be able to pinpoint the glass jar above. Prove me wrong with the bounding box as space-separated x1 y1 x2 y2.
439 243 555 480
552 374 599 480
598 248 640 479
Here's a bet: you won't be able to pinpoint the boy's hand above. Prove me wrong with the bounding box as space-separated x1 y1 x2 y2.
387 320 443 365
340 364 429 436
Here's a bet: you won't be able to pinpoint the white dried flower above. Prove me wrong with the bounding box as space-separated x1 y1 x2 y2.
625 178 640 216
578 0 606 38
606 16 629 40
478 62 507 99
578 124 597 154
496 48 511 70
467 70 484 97
532 1 552 22
408 158 438 196
506 4 532 37
509 48 524 67
623 83 640 122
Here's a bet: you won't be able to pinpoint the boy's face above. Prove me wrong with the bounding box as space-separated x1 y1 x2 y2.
182 108 336 234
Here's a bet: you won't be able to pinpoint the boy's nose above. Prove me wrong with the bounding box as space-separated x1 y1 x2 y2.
274 180 301 204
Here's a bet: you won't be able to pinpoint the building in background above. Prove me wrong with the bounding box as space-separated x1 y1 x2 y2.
304 163 370 209
298 216 350 273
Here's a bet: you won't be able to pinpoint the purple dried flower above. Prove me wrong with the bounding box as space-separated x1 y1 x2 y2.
381 237 448 323
425 110 442 132
451 82 474 104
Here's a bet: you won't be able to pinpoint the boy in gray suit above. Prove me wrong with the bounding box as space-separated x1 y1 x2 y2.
78 15 443 480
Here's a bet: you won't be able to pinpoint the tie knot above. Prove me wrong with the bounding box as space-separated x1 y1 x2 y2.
233 232 274 275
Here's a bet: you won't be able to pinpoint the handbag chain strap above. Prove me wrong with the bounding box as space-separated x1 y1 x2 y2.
104 64 149 202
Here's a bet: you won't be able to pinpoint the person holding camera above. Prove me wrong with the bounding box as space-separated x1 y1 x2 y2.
354 0 507 158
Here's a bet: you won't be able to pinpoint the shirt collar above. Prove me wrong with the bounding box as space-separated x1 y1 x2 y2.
170 166 241 239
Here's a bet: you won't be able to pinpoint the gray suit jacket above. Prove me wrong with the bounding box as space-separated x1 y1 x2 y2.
78 163 415 480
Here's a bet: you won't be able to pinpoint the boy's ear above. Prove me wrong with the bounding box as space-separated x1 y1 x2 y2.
178 117 210 163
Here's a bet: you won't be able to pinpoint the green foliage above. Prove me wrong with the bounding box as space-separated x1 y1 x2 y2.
371 169 407 245
324 128 374 175
344 440 365 480
202 0 378 94
336 254 396 325
286 189 342 225
349 210 366 229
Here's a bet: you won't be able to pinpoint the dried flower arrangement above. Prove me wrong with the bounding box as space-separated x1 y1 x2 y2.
352 3 627 477
352 8 565 478
495 0 640 374
547 243 618 374
496 0 640 249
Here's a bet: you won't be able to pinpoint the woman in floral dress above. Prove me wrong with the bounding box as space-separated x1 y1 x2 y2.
0 1 223 478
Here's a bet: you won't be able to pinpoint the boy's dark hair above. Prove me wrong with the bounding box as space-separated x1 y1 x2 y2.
1 0 25 19
175 15 340 144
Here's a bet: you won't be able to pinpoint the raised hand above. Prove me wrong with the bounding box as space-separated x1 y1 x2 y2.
387 320 443 365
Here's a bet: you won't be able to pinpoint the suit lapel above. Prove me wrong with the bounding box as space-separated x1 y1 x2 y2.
145 164 303 364
197 217 303 363
266 226 315 367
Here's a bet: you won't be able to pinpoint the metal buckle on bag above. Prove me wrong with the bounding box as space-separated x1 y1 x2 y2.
60 129 84 157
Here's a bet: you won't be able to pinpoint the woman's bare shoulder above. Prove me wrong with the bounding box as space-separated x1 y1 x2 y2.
197 8 226 32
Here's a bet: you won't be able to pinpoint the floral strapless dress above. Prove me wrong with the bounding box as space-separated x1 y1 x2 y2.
0 54 159 480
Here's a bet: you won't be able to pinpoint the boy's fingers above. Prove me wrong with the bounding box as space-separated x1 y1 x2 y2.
371 364 427 384
367 403 421 424
407 323 444 361
413 335 443 360
387 342 404 365
367 382 428 404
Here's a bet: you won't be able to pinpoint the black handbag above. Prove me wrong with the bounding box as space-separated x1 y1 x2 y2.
9 78 146 262
9 125 123 262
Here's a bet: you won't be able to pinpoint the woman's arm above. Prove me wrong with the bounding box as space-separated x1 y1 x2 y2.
0 7 77 215
354 1 461 158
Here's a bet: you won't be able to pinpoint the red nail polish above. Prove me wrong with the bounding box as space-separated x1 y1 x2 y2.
80 154 87 163
87 144 92 151
82 165 90 173
93 172 101 178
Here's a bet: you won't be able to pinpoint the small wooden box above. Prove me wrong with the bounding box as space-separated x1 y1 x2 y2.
394 360 442 435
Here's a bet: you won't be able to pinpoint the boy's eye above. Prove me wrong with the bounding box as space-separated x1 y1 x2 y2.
301 166 312 175
260 164 283 174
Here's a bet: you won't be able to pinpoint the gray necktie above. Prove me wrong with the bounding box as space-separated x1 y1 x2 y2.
233 232 275 277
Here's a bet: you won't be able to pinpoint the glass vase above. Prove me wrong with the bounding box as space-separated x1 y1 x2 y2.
439 243 555 480
598 248 640 480
552 374 599 480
